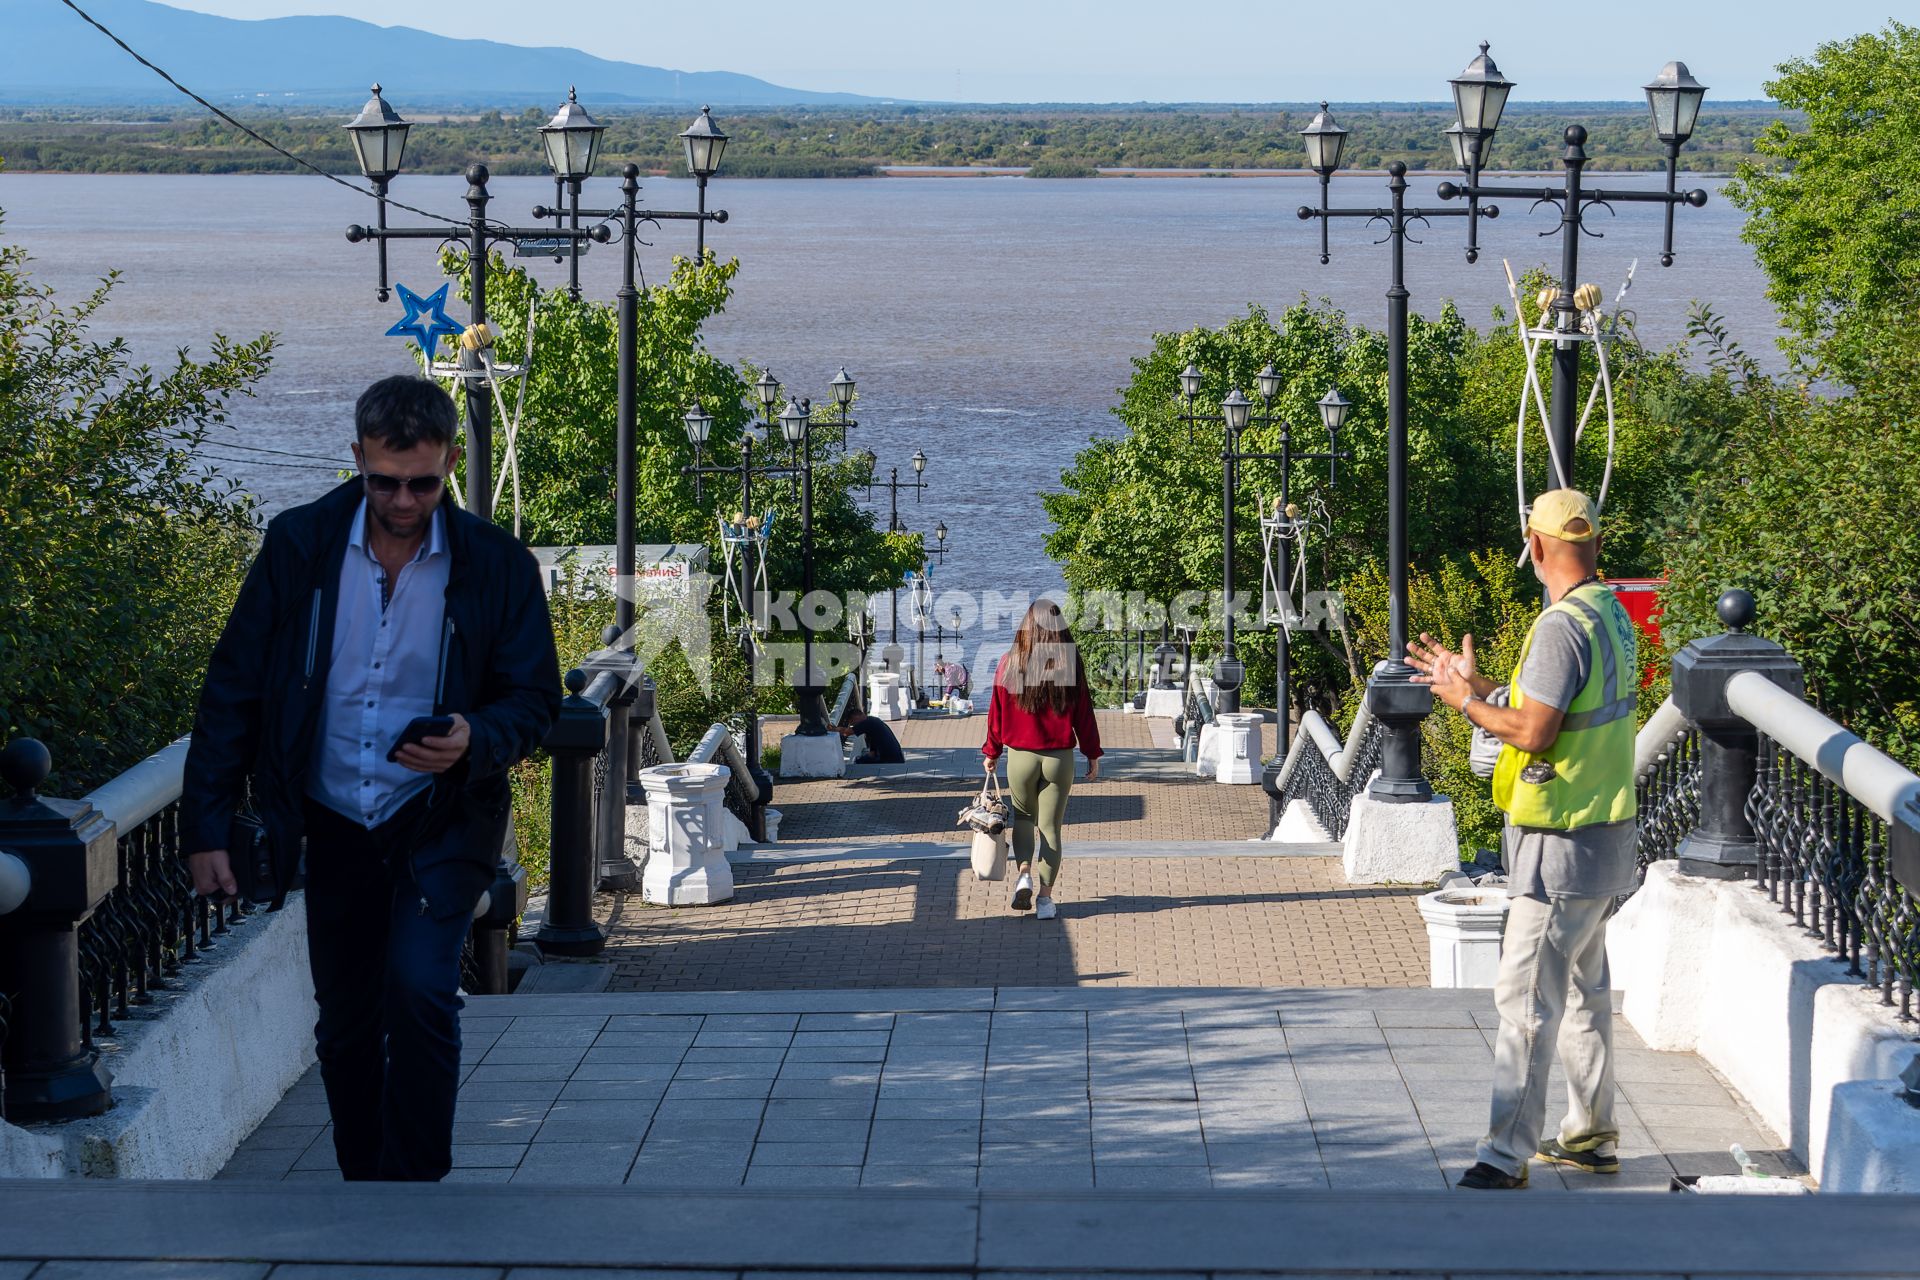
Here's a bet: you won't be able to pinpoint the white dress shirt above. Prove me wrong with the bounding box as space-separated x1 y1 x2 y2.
308 500 451 829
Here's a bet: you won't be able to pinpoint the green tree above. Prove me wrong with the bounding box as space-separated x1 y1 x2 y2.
1725 21 1920 382
0 207 273 793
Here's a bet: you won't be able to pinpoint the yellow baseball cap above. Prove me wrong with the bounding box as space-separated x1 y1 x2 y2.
1528 489 1599 543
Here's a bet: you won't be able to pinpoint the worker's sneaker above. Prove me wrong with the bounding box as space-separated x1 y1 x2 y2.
1537 1136 1620 1175
1035 897 1058 921
1010 873 1033 913
1455 1162 1528 1190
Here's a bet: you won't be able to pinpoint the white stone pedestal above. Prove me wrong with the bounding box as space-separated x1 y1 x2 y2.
639 763 735 906
868 672 907 721
1342 793 1459 885
1824 1078 1920 1193
1417 882 1510 988
1195 723 1221 777
1269 797 1332 843
1143 687 1184 720
779 730 845 778
1214 712 1263 785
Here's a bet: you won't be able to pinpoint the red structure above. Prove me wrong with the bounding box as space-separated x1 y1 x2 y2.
1606 577 1666 685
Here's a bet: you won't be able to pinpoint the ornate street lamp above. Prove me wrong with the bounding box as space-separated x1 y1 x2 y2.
681 106 730 256
1178 376 1346 728
1436 46 1711 480
345 83 409 184
1297 99 1491 802
1317 386 1352 434
1300 103 1350 264
539 87 607 299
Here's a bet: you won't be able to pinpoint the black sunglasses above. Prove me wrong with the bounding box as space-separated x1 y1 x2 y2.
362 470 445 497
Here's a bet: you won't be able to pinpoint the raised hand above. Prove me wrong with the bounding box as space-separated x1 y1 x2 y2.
1406 631 1477 684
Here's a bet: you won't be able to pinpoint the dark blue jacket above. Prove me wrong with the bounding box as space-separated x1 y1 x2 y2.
180 477 561 917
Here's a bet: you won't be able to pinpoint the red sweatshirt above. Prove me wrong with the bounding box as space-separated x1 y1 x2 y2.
982 665 1103 762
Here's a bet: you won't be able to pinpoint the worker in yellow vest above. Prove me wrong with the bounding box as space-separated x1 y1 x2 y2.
1407 489 1638 1190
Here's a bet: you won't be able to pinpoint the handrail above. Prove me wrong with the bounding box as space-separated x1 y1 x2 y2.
830 671 858 724
1274 699 1375 790
688 722 762 805
84 735 190 834
1633 696 1690 780
1727 670 1920 826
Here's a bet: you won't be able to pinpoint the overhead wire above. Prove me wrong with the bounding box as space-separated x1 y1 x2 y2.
56 0 500 232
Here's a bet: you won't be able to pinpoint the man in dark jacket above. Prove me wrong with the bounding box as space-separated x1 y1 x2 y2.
180 375 561 1182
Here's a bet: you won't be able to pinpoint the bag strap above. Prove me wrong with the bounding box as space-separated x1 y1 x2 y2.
980 769 1002 804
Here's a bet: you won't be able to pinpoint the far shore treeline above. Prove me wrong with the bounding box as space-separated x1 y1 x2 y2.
0 102 1789 178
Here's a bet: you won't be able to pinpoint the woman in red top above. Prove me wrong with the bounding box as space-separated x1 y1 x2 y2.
982 600 1102 920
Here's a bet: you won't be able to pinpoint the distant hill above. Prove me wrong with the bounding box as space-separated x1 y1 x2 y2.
3 0 876 107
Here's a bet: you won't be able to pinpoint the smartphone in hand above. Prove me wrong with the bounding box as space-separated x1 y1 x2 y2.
387 715 455 763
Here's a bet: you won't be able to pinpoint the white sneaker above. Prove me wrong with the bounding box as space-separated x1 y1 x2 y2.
1035 897 1057 921
1010 873 1033 912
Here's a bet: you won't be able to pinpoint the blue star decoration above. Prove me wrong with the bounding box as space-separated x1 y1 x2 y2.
386 282 464 357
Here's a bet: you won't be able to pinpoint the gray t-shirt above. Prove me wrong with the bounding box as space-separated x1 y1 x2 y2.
1503 607 1638 901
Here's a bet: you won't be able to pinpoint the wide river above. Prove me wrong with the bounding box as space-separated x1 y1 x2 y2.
2 171 1778 666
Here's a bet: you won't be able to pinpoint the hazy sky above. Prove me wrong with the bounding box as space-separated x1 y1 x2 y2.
166 0 1900 102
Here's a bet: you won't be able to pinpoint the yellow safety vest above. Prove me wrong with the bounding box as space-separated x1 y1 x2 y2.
1492 582 1639 830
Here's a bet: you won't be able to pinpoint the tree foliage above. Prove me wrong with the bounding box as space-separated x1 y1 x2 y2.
1724 21 1920 382
0 206 272 793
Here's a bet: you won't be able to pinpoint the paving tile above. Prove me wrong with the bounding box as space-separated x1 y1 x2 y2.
982 1141 1095 1166
892 1013 991 1043
703 1014 801 1032
765 1096 874 1120
450 1144 527 1169
508 1271 718 1280
1210 1165 1334 1188
673 1061 782 1083
875 1097 983 1121
748 1140 868 1166
1094 1164 1214 1188
440 1167 516 1183
465 1062 576 1083
451 1119 543 1145
507 1141 637 1184
866 1137 981 1165
743 1163 862 1187
861 1163 980 1188
453 1100 551 1125
978 1163 1092 1189
555 1078 667 1103
1202 1140 1324 1170
257 1103 331 1127
233 1124 324 1152
478 1044 586 1066
770 1077 880 1101
798 1013 896 1031
458 1080 565 1105
602 1015 704 1033
216 1147 303 1179
664 1078 776 1101
870 1117 981 1143
782 1044 889 1063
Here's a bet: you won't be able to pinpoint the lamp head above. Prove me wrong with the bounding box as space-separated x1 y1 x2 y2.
830 366 857 407
681 401 713 446
1300 101 1349 177
1255 363 1282 401
680 105 729 178
539 85 605 181
1644 61 1708 146
1178 362 1204 399
1450 41 1514 143
754 369 781 409
345 83 410 181
1316 386 1352 434
911 449 927 474
1221 388 1252 433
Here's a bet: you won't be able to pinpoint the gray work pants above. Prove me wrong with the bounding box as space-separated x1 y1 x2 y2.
1477 892 1619 1177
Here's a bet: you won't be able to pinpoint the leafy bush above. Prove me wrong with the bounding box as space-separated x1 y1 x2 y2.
1026 160 1098 178
0 206 273 794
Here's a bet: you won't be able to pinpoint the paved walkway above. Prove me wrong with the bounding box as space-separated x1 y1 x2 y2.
220 988 1799 1193
601 856 1425 990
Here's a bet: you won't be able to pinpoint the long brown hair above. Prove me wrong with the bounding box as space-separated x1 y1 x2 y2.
1002 600 1083 715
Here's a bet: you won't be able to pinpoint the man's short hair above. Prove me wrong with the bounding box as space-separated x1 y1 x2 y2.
355 375 458 451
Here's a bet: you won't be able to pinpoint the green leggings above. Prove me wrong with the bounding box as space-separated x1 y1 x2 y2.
1006 747 1075 887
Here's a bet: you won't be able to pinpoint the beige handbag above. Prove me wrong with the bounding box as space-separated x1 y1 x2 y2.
961 772 1010 881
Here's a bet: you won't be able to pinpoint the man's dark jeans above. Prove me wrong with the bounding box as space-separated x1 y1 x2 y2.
303 796 470 1182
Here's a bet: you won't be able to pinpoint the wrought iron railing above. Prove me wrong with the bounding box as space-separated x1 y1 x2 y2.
1633 720 1700 876
76 739 257 1045
1269 702 1381 841
1749 733 1918 1020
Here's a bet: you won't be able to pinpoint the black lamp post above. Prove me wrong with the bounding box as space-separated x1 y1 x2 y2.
864 449 930 650
1295 101 1489 803
347 86 615 522
777 394 833 734
532 99 728 642
1179 370 1347 723
539 87 606 301
1434 44 1710 489
1266 385 1350 758
681 106 730 258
